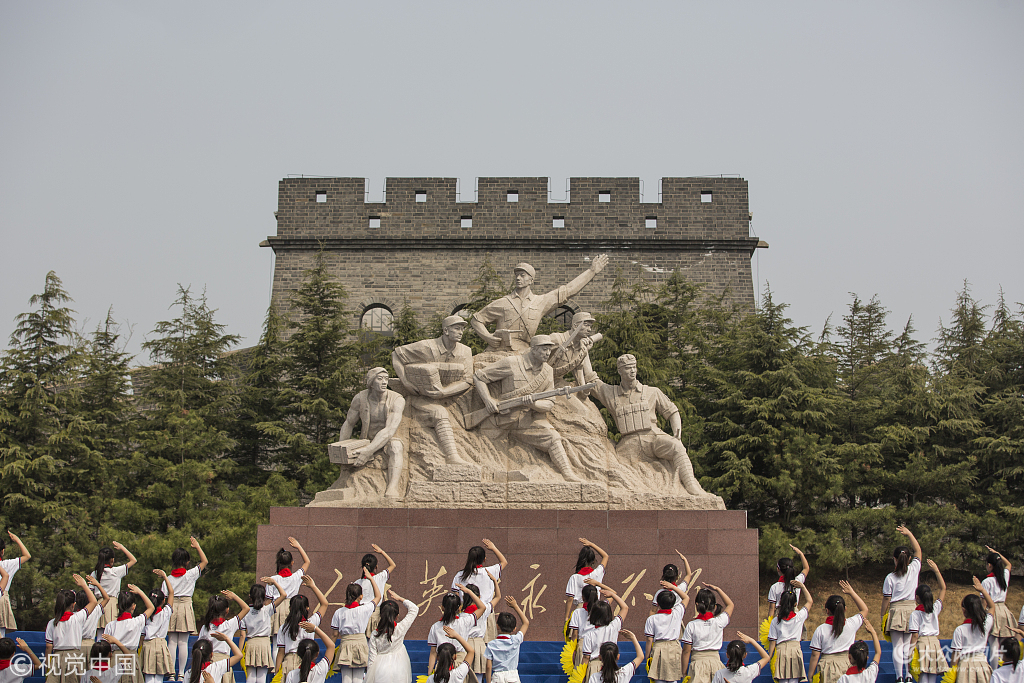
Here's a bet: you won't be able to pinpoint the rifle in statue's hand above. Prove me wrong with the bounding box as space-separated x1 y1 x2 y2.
464 382 598 429
551 324 586 360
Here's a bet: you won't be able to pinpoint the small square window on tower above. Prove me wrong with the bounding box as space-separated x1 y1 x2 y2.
552 216 565 228
507 191 519 202
368 216 381 228
701 190 713 203
461 216 473 228
315 191 327 203
645 216 657 228
415 191 427 203
599 191 611 202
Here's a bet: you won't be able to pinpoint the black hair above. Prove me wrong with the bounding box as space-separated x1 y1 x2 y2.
694 588 722 617
149 588 166 613
116 589 138 617
575 546 596 574
496 612 516 633
285 594 311 640
915 583 935 614
0 638 15 659
656 590 676 610
361 553 379 574
776 589 798 621
849 641 869 670
459 546 486 585
275 548 293 573
433 643 457 683
892 545 911 577
187 639 212 683
661 564 680 584
344 583 363 605
94 547 115 584
75 588 90 611
999 638 1021 671
461 584 481 612
53 587 78 620
777 557 797 584
171 548 191 569
440 592 461 626
249 584 267 610
0 537 6 554
375 600 400 641
198 594 230 634
726 640 746 672
599 642 620 683
89 639 112 667
297 638 319 682
824 595 847 637
987 553 1008 591
961 594 986 634
588 600 614 628
581 585 598 612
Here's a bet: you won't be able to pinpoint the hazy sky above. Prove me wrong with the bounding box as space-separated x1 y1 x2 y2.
2 1 1021 361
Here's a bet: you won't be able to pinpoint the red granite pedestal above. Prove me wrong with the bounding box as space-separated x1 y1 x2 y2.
257 508 758 641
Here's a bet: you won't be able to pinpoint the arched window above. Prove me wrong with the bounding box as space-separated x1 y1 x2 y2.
542 304 577 332
360 304 394 336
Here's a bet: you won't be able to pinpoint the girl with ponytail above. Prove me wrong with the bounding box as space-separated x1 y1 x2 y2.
330 567 382 683
579 578 630 664
835 618 881 683
909 559 949 683
140 570 175 683
196 590 250 683
166 536 208 683
79 576 111 661
563 539 609 629
587 629 644 683
274 575 328 680
950 576 996 683
0 530 32 639
357 544 397 639
459 575 500 680
680 583 735 683
426 593 475 675
239 578 287 683
283 621 334 683
89 542 137 636
768 579 813 683
44 575 97 683
767 545 810 621
651 550 695 615
982 546 1014 669
808 581 869 683
266 538 311 639
991 630 1024 683
710 631 770 683
566 584 599 667
880 526 922 683
450 538 507 644
185 631 242 683
432 626 475 683
365 590 420 683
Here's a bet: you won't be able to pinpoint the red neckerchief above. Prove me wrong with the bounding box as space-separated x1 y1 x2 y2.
915 605 925 611
59 610 74 622
105 562 114 568
963 619 973 625
171 568 187 577
783 612 796 621
211 617 226 627
825 617 834 625
986 573 994 578
846 666 863 675
778 576 786 583
95 662 110 672
118 611 133 621
0 660 10 671
497 635 511 640
697 612 714 621
475 565 483 569
201 661 213 670
657 609 673 615
278 568 292 578
464 604 478 615
578 567 594 576
346 601 360 609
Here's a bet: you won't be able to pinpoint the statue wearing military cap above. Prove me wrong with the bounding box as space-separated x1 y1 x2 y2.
338 367 407 497
547 310 602 384
470 255 610 351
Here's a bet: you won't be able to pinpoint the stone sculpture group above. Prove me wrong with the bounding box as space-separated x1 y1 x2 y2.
318 256 725 511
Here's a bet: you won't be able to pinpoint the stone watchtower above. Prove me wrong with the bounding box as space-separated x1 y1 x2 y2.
260 176 766 331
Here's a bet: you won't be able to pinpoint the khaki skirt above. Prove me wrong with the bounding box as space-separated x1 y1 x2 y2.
81 638 95 661
887 599 917 633
45 649 82 683
141 638 173 675
169 595 197 634
364 604 381 638
648 639 682 681
99 597 120 629
0 592 16 630
774 639 806 681
992 602 1017 638
244 636 274 668
689 649 725 683
916 635 949 674
279 652 301 678
817 652 849 683
955 657 992 683
485 613 497 642
468 637 487 674
332 633 369 669
117 652 143 683
271 601 291 636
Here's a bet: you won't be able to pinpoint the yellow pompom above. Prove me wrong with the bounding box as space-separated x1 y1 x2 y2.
759 618 771 650
682 677 691 683
239 643 248 675
269 669 283 683
417 675 430 683
811 672 821 683
909 647 921 678
769 648 778 682
561 639 577 676
569 663 587 683
941 664 957 683
881 613 891 643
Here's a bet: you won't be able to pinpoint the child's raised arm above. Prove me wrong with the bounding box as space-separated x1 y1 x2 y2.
222 589 250 621
972 576 996 615
737 630 770 670
129 583 155 619
154 569 174 609
897 525 922 563
73 574 99 614
371 543 397 575
592 582 628 623
289 537 310 573
301 574 328 620
7 531 31 565
101 634 130 654
210 631 245 667
261 576 288 608
504 596 529 637
791 578 813 612
191 536 209 572
302 621 335 669
840 580 869 620
443 625 475 667
662 580 690 610
675 550 694 586
86 574 111 608
926 559 946 603
985 546 1012 574
580 538 609 568
790 544 810 580
622 629 645 670
15 638 42 670
863 618 881 666
704 582 734 618
364 567 382 606
486 569 501 610
112 541 137 570
482 538 508 571
456 582 487 620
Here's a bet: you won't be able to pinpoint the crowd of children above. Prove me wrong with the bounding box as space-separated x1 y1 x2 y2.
0 528 1021 683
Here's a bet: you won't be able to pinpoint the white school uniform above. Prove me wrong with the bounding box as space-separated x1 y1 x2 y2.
241 604 275 638
569 607 594 639
184 659 228 683
0 558 22 597
836 662 879 683
907 601 942 636
197 616 241 656
681 612 731 651
275 612 321 655
579 616 622 660
991 663 1024 683
465 605 491 640
485 632 525 674
80 666 119 683
882 558 921 601
1018 603 1024 627
427 614 474 652
165 566 202 598
447 662 472 683
264 570 305 602
144 606 172 640
81 606 103 641
768 607 809 643
587 662 635 683
711 663 762 683
809 614 865 654
644 601 686 641
982 569 1011 603
950 615 993 659
103 614 147 651
356 570 389 606
767 573 806 606
651 582 689 607
89 566 129 601
47 611 90 649
565 566 605 604
284 659 330 683
451 565 502 606
331 603 375 635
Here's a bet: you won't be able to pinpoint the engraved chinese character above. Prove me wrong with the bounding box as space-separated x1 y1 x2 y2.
616 569 646 612
417 560 448 612
518 563 548 620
